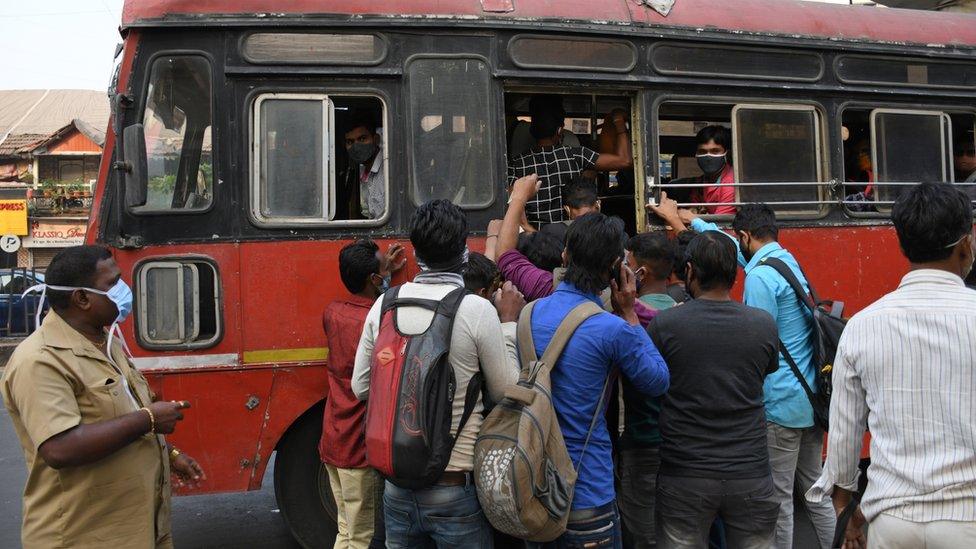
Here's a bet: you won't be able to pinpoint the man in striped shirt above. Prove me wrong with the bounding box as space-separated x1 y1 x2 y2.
807 182 976 549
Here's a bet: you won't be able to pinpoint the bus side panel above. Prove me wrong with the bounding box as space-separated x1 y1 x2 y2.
238 239 410 356
147 368 276 494
249 364 330 490
775 225 905 314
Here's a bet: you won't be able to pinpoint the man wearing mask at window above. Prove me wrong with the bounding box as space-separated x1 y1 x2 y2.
1 245 205 549
343 110 386 220
689 125 737 215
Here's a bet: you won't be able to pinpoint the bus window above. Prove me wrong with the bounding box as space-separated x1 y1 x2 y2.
657 101 826 218
140 55 213 212
951 113 976 203
843 109 972 211
250 94 387 225
732 105 824 215
137 259 221 349
407 58 493 208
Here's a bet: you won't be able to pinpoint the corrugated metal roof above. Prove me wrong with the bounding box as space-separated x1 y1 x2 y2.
0 90 109 139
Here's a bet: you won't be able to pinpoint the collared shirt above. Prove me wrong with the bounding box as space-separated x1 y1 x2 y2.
690 164 736 215
507 145 599 226
807 269 976 523
531 282 669 509
351 272 519 472
319 294 375 468
0 312 171 549
358 150 385 220
496 249 658 326
692 218 817 429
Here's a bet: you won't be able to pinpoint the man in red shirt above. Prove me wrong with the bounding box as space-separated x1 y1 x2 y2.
689 125 737 215
319 239 405 549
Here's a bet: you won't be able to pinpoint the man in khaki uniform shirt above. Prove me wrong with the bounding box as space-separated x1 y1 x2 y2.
1 246 204 549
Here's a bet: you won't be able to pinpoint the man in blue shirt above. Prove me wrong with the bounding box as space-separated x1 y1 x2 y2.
528 211 670 549
651 198 835 549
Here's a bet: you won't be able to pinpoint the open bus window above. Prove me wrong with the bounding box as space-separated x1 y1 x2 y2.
137 259 221 349
140 56 213 212
250 94 387 225
842 108 965 212
407 58 493 208
657 101 825 219
504 92 636 233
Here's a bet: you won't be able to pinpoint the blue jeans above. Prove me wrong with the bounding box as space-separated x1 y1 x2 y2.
383 480 493 548
527 502 623 549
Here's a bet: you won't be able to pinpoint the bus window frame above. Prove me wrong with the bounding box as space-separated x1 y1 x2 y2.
239 31 389 66
507 34 638 73
834 54 976 91
649 42 825 83
130 50 218 217
730 103 828 219
247 90 391 228
838 100 975 219
870 108 952 185
133 255 224 352
405 53 497 210
651 94 831 223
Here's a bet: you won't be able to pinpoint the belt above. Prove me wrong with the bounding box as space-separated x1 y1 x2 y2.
568 502 616 522
434 471 472 487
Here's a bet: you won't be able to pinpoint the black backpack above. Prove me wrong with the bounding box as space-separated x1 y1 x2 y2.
760 257 846 432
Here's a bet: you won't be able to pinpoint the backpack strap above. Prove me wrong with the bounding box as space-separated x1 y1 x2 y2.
760 256 819 309
539 302 604 367
516 302 538 367
778 339 818 407
453 371 483 445
575 373 612 474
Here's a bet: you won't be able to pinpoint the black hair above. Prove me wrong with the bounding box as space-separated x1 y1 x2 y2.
529 100 565 141
685 231 738 291
517 231 564 272
410 199 468 266
346 108 378 135
562 177 599 210
338 240 380 294
627 233 676 281
564 212 626 294
891 182 973 264
463 252 500 294
695 125 732 154
673 229 699 280
732 203 779 241
45 245 114 310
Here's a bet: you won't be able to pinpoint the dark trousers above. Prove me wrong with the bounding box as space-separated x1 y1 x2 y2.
526 502 623 549
656 474 778 549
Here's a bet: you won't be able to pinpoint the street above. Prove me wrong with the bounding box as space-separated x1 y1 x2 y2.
0 402 822 549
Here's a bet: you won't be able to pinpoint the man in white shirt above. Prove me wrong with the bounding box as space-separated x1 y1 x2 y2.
343 112 385 220
807 182 976 549
352 199 523 548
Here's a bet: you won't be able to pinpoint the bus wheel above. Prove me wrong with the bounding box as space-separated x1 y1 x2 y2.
274 402 339 548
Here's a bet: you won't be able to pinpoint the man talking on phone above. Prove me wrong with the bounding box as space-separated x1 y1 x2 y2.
1 246 205 549
524 211 669 548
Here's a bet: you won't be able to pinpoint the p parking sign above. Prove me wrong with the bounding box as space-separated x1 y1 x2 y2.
1 234 21 253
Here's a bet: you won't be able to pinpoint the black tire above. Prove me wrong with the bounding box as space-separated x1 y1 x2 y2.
274 402 339 549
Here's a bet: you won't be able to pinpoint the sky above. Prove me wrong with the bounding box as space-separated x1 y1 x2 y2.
0 0 125 91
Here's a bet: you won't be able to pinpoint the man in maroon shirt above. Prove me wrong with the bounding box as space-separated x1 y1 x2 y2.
320 239 405 549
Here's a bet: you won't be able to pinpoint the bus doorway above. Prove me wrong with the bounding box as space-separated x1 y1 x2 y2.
504 92 639 235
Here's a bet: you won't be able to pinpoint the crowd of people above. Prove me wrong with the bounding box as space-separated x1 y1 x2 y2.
311 174 975 549
0 114 974 549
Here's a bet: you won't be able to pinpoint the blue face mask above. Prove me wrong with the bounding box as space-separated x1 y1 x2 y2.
25 278 134 325
377 274 391 295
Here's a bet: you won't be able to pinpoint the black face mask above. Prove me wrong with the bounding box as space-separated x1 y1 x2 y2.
697 154 726 175
349 142 379 165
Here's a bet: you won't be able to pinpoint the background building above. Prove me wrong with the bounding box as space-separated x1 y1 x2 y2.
0 90 109 268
